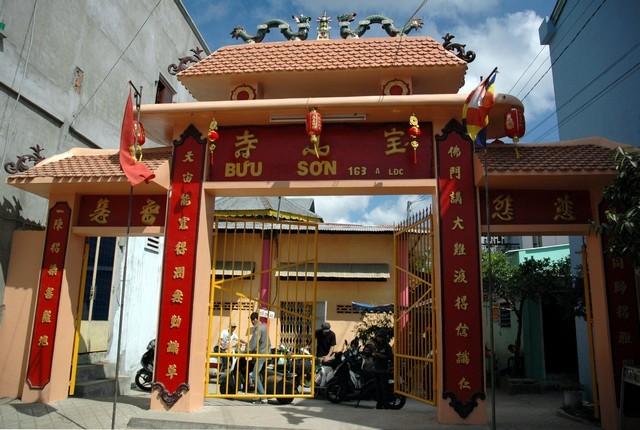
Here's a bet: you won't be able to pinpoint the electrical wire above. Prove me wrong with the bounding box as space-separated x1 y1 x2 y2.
521 0 608 102
508 0 584 96
0 0 38 170
66 0 162 132
526 41 640 138
530 58 640 141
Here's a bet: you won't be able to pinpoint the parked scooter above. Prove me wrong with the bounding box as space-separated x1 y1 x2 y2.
218 347 297 404
325 341 406 409
134 339 155 392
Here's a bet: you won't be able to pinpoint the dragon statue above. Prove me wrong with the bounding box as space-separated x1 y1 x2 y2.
168 47 204 75
337 13 424 39
230 14 311 43
441 33 476 63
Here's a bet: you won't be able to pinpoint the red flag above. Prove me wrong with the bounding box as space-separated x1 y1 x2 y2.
119 92 155 186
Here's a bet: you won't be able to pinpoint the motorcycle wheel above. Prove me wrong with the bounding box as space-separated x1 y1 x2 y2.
135 369 152 392
219 376 237 395
276 397 294 405
326 384 342 403
387 393 407 410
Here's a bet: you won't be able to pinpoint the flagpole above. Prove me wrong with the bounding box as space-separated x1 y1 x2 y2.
484 147 497 430
111 84 142 430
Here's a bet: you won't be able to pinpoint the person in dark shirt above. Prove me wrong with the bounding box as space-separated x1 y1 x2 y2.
315 322 336 363
368 330 393 409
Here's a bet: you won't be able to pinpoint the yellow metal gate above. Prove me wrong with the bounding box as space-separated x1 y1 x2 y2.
394 207 436 404
205 216 317 400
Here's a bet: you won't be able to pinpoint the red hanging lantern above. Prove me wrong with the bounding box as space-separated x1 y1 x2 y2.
504 107 525 159
207 119 219 153
408 113 420 164
504 108 525 142
306 108 322 158
133 121 146 145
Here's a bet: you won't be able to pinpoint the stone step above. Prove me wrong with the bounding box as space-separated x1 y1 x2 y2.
73 376 130 398
75 363 106 383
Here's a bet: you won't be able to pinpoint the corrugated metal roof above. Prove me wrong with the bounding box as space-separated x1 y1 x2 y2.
276 263 390 281
215 196 323 222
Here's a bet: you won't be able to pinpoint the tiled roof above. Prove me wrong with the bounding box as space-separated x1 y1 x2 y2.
179 37 465 77
215 196 322 222
319 223 394 233
7 147 172 181
479 142 617 173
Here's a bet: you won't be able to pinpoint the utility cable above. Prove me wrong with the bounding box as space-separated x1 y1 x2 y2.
530 58 640 141
67 0 162 132
0 0 38 170
526 41 640 138
508 0 584 96
521 0 608 102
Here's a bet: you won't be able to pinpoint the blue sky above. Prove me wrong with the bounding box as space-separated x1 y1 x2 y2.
183 0 560 224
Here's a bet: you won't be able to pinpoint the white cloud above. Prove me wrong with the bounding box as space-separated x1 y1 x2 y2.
454 11 556 121
310 196 371 223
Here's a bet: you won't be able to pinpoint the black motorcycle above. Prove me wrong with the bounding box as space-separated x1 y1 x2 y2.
218 348 297 404
134 339 155 392
325 346 406 409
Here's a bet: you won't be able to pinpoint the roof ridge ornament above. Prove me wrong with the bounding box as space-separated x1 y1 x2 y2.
442 33 476 63
337 13 424 39
168 47 204 75
317 11 331 40
231 15 312 43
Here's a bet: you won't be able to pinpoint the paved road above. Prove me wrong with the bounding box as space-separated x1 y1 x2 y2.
0 391 597 429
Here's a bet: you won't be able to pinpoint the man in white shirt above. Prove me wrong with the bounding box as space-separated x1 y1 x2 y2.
219 322 239 352
219 322 239 371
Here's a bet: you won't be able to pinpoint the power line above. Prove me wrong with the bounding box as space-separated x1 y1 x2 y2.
67 0 162 131
526 41 640 138
0 0 38 169
508 0 584 95
530 58 640 141
521 0 608 102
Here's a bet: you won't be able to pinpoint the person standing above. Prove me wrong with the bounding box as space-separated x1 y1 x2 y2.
248 311 270 399
369 330 393 409
315 322 336 363
218 322 239 370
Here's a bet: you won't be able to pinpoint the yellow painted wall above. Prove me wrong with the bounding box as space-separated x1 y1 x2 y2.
208 227 395 353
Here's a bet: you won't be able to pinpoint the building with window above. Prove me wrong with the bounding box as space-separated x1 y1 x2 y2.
0 0 209 317
539 0 640 404
0 0 209 393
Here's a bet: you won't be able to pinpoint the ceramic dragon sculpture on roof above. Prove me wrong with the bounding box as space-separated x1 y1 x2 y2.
230 15 311 43
337 13 424 39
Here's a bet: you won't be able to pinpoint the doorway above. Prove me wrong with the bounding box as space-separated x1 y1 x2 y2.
79 237 117 355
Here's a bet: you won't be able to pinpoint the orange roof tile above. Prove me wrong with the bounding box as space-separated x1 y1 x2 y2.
478 141 617 173
7 147 172 181
179 37 465 77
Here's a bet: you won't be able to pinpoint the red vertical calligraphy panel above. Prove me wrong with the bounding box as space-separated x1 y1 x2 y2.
602 252 640 404
153 126 207 406
436 120 485 418
26 202 72 388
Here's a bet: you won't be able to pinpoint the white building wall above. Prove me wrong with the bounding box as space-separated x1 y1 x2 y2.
0 0 208 308
107 236 164 377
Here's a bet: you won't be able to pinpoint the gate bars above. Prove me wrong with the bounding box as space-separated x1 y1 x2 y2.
394 207 436 404
205 216 318 399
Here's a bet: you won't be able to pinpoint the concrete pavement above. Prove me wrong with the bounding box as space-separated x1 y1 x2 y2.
0 391 597 429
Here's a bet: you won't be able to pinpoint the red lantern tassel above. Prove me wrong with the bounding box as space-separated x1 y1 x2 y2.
413 146 417 164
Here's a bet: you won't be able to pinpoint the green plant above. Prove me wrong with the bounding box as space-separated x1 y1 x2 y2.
482 253 580 376
600 147 640 267
353 311 394 345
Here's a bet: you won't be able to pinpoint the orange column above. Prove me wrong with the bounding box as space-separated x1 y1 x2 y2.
585 188 618 430
20 194 85 403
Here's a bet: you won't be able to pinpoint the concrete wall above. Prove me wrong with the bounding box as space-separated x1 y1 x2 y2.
105 236 165 377
0 0 208 307
208 230 395 353
539 0 640 146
